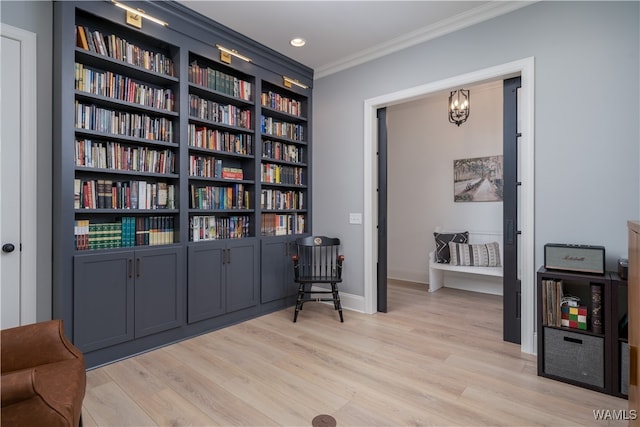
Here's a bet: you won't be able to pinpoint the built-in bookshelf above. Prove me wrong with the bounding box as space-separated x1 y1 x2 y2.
187 51 256 243
73 9 180 252
259 80 308 236
54 1 313 368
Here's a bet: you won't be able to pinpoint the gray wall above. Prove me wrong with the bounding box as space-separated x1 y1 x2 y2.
313 1 640 298
1 0 53 321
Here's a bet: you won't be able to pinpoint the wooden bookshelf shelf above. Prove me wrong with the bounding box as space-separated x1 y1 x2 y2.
537 267 629 397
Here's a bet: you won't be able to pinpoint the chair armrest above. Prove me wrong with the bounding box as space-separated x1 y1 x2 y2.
336 255 345 278
428 250 436 264
1 369 37 407
1 320 82 373
291 255 299 280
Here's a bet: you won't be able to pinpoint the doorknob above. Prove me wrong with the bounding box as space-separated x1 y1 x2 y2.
2 243 15 253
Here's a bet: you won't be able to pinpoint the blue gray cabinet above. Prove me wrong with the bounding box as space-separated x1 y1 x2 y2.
73 251 133 352
188 239 258 323
188 244 225 323
134 247 183 337
261 237 297 303
73 247 183 353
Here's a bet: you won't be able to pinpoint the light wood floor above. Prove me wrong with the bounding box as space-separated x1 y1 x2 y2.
82 281 628 426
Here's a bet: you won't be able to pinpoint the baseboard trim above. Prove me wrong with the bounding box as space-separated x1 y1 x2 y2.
387 277 428 286
387 271 428 284
310 285 366 313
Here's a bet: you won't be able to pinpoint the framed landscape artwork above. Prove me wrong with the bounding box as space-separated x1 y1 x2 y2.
453 155 504 202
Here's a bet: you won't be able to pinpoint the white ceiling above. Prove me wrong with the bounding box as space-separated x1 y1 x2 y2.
176 1 532 78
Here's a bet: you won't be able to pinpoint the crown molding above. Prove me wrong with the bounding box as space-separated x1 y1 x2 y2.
314 1 536 80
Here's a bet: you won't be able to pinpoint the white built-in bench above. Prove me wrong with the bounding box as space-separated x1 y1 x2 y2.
428 231 503 293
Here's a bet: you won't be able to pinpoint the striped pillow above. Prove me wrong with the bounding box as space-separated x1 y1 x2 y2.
449 242 501 267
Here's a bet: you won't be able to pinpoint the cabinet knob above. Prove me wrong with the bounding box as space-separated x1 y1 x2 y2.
2 243 15 253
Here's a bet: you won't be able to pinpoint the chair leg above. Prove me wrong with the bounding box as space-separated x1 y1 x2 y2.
331 282 344 322
293 282 305 322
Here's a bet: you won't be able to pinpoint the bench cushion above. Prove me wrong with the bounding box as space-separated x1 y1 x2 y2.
449 241 501 267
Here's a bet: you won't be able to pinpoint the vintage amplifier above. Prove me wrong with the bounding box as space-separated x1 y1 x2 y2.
544 244 605 275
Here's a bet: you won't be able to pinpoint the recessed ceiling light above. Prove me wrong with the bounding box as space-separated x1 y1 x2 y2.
290 38 306 47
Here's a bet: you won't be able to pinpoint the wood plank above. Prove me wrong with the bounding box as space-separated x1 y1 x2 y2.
83 381 157 426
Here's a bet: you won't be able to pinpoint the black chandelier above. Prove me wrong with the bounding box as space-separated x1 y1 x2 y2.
448 89 470 126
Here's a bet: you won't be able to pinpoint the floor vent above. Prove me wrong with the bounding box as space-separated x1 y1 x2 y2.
312 414 337 427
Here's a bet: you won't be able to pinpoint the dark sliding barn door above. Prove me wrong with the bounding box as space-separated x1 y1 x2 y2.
377 107 388 313
503 76 522 344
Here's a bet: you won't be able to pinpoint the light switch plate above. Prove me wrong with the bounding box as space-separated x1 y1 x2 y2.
349 213 362 224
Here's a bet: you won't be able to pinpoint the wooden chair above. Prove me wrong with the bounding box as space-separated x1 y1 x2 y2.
292 236 345 322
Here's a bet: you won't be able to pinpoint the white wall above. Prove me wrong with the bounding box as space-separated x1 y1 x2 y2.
387 81 503 285
313 2 639 301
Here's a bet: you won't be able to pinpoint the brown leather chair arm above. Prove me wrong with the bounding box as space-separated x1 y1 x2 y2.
1 369 37 407
1 320 82 373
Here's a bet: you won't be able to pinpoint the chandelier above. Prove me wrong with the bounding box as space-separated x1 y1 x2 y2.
448 89 470 126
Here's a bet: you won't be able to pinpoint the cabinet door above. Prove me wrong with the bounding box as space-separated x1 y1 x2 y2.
134 247 183 338
284 239 298 297
74 251 134 352
261 239 295 303
226 239 259 313
187 243 225 323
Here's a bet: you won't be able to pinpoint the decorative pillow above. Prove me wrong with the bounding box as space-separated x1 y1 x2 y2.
449 241 501 267
434 231 469 263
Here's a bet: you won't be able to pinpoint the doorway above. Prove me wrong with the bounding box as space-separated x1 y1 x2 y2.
0 24 38 328
364 58 536 354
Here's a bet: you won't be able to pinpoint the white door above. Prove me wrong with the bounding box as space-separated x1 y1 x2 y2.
0 24 37 329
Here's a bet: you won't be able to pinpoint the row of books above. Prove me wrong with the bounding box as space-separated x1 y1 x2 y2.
189 155 245 180
75 139 176 174
75 25 175 76
261 213 305 236
262 140 305 164
190 215 250 241
74 179 175 210
260 116 305 142
187 124 253 155
188 61 252 101
189 94 252 130
75 63 175 112
261 189 304 210
190 184 250 210
260 91 302 117
74 216 175 250
75 101 174 142
261 163 305 186
541 279 564 327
